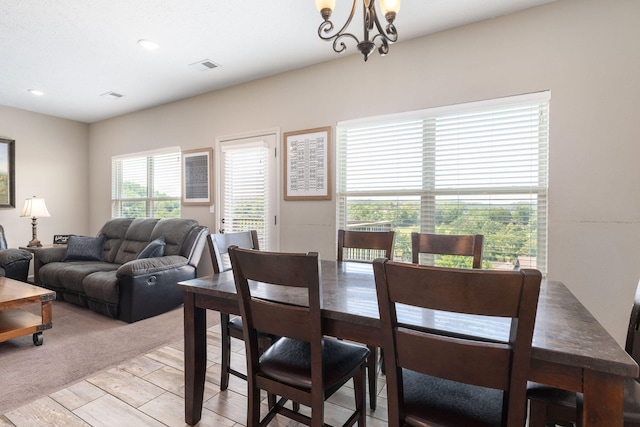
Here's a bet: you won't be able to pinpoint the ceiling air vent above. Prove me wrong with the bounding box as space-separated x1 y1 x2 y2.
100 91 125 100
189 59 219 71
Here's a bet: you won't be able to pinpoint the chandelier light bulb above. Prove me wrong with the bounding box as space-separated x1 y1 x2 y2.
379 0 401 15
315 0 336 12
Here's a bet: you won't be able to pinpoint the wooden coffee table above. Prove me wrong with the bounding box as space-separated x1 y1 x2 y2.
0 277 55 346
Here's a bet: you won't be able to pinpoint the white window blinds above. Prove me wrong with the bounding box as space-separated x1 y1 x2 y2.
221 142 270 249
337 92 549 273
112 148 181 218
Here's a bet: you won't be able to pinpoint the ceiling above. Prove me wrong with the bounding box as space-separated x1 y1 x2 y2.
0 0 555 124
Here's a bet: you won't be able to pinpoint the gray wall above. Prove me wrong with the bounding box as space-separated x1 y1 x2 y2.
0 106 90 253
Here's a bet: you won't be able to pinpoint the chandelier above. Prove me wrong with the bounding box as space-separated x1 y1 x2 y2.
315 0 401 61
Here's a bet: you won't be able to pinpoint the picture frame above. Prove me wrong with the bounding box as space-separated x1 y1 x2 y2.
0 138 15 208
283 127 331 201
182 148 213 205
53 234 70 245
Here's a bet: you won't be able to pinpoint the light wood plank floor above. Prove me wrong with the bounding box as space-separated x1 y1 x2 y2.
0 321 389 426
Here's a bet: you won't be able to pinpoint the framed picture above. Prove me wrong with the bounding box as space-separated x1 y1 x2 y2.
182 148 213 205
53 234 70 245
283 127 331 200
0 138 15 208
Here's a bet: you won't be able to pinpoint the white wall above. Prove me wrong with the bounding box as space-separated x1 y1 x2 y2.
88 0 640 344
0 106 90 255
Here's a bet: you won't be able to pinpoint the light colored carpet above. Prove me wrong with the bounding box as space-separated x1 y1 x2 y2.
0 299 218 414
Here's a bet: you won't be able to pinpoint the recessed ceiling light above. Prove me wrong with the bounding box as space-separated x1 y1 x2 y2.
28 89 44 96
137 39 159 50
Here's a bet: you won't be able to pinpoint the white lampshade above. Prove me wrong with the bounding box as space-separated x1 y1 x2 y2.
379 0 401 15
315 0 336 12
21 196 51 218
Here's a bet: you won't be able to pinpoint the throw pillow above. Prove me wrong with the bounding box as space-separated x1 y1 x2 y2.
63 235 106 262
137 236 166 259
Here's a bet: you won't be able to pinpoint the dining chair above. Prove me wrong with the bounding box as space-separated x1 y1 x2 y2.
207 230 278 392
337 228 395 410
411 232 484 269
228 246 370 427
527 278 640 427
337 229 395 263
373 259 542 427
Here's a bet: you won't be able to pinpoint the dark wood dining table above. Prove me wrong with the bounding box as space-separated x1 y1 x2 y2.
178 260 639 426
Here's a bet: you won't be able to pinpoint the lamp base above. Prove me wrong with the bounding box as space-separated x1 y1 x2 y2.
27 239 42 248
28 217 42 247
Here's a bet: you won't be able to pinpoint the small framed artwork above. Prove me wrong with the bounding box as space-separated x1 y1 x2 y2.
0 138 15 208
53 235 70 245
182 148 213 205
283 127 331 201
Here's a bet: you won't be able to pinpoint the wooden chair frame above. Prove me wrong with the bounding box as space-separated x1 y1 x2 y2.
229 247 367 427
207 230 273 390
337 229 395 263
374 259 541 427
411 232 484 269
337 228 395 409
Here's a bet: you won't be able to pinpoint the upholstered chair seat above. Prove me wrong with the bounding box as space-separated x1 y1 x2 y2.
402 370 504 427
260 337 370 391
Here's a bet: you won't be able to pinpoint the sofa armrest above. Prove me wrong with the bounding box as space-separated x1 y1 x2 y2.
0 248 32 267
116 255 196 323
35 246 67 264
116 255 189 278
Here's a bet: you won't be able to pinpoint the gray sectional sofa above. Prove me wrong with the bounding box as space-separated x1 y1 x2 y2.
35 218 209 323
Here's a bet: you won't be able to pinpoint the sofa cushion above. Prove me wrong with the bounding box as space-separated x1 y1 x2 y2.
137 236 166 259
114 218 161 265
40 261 119 293
98 218 135 263
83 271 119 304
63 235 106 262
150 218 198 256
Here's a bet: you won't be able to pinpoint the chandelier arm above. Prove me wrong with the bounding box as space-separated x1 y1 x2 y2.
371 10 398 44
333 34 360 54
374 35 390 56
317 0 359 42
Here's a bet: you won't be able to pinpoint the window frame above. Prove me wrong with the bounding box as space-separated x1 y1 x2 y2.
336 92 549 273
111 147 182 219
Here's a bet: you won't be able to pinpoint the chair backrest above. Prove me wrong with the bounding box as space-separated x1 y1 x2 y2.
411 232 484 269
228 246 324 402
337 229 395 262
373 259 541 426
208 230 259 274
625 278 640 364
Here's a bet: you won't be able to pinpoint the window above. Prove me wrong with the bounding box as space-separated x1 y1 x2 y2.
112 148 181 218
336 92 549 273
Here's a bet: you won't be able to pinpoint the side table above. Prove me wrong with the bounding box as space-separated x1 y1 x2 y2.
19 244 67 285
0 277 55 345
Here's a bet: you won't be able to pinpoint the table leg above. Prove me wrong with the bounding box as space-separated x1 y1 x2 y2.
184 292 207 426
582 369 624 427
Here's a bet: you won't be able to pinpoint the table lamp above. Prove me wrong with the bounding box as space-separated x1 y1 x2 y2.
21 196 51 247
